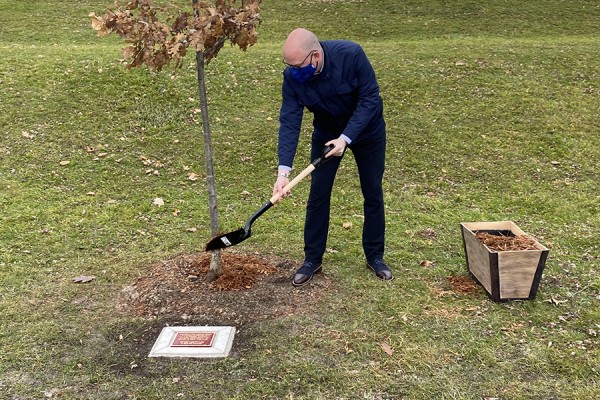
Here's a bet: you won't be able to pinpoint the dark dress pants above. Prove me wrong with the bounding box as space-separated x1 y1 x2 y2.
304 134 386 264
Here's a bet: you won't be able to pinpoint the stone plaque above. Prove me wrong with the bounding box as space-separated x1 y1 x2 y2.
148 326 235 358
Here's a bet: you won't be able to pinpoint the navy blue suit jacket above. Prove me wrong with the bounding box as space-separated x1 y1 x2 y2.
278 40 385 169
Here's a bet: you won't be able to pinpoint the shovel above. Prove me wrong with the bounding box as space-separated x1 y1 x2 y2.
205 144 335 251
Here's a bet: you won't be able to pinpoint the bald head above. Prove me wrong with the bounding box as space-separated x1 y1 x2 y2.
283 28 321 67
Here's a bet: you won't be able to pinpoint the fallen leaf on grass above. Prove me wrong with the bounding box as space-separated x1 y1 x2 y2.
153 198 165 206
43 388 62 398
420 260 434 267
342 222 352 230
545 297 568 306
344 342 353 354
418 228 437 239
72 275 95 284
380 342 394 356
59 160 70 166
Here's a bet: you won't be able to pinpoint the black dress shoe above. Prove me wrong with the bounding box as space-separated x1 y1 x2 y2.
292 261 322 287
366 259 393 280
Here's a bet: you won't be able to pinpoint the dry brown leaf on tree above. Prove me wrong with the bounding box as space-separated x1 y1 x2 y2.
91 0 261 71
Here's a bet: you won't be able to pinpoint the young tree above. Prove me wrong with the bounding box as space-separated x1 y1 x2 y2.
90 0 260 280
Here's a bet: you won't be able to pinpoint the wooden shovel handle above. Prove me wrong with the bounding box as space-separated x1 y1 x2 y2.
269 164 316 204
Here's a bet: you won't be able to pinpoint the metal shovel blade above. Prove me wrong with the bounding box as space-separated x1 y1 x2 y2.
204 200 272 251
205 227 249 251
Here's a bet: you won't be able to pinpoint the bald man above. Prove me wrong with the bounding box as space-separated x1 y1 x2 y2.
273 28 392 286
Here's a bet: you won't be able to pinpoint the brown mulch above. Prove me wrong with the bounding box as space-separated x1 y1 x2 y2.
475 232 539 252
117 251 334 326
448 275 479 294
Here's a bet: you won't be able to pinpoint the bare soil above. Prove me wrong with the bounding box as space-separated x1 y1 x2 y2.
117 251 335 326
108 253 487 367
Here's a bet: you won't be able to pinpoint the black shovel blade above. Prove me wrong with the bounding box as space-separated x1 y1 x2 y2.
205 228 250 251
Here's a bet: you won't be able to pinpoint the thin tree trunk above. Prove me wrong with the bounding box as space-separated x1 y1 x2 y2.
195 48 222 280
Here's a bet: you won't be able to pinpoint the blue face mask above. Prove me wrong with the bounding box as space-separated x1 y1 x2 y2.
290 63 317 84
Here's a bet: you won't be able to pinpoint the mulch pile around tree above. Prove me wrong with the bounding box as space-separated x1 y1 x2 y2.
117 251 334 325
475 232 539 252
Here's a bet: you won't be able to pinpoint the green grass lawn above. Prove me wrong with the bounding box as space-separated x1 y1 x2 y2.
1 0 598 398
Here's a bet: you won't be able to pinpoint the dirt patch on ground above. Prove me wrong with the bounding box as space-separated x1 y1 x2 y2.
429 274 481 298
448 274 479 294
117 251 334 326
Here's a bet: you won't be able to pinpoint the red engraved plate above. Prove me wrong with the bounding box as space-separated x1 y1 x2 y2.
171 332 215 347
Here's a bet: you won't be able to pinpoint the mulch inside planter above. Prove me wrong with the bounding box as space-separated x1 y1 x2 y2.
475 232 539 252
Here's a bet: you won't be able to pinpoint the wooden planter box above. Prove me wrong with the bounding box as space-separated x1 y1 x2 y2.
460 221 549 302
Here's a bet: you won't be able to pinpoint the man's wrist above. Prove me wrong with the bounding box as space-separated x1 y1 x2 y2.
278 165 292 178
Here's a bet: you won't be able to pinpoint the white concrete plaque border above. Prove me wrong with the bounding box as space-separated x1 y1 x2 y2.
148 326 235 358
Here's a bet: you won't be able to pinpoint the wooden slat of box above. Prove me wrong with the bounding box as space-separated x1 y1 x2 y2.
461 223 493 294
498 250 544 299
